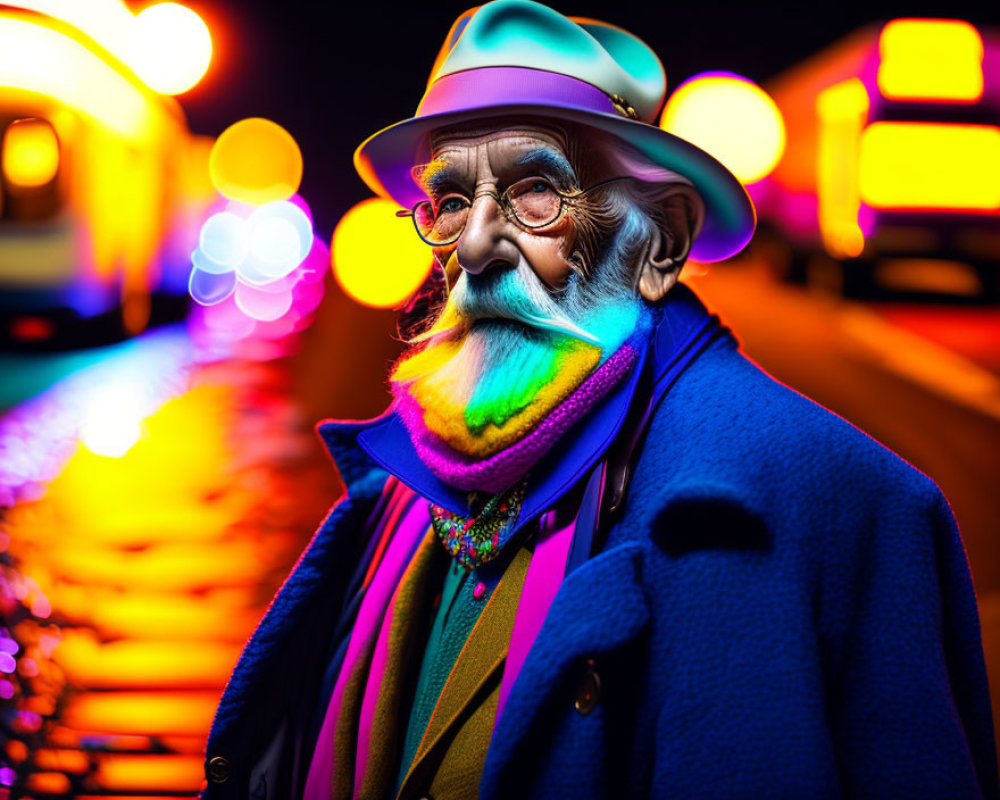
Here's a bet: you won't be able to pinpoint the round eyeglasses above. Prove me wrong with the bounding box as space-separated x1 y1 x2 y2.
396 175 632 247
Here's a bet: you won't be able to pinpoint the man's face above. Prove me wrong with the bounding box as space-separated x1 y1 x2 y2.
419 123 581 291
390 121 650 474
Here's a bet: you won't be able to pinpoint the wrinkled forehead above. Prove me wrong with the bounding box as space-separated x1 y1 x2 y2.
430 119 569 151
421 120 575 183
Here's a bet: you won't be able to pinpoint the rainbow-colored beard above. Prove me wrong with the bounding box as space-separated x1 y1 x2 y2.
390 243 650 492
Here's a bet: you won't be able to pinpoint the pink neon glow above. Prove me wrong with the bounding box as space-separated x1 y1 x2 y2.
199 295 257 338
234 283 294 322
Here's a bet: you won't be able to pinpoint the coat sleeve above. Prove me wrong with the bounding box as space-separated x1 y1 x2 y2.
828 480 998 799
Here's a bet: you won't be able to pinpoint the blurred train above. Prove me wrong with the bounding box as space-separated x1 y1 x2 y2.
0 0 216 349
753 18 1000 300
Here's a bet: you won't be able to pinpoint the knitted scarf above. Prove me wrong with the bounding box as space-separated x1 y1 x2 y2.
396 336 641 492
391 234 653 494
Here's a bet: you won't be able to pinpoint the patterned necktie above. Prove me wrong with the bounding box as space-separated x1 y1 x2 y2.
429 478 526 570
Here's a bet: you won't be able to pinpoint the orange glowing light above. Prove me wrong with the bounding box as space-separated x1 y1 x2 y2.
2 118 59 187
33 539 266 590
816 79 869 258
78 797 190 800
33 748 90 774
79 593 260 641
660 73 786 185
128 3 212 95
94 754 206 792
6 739 29 762
878 19 984 103
54 631 241 688
63 691 219 736
209 118 303 204
27 773 71 794
859 122 1000 211
332 198 433 308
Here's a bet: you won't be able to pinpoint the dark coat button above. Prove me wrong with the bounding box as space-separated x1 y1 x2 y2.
574 658 601 715
207 755 231 783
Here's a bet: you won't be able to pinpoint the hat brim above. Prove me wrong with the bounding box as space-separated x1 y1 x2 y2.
354 100 756 263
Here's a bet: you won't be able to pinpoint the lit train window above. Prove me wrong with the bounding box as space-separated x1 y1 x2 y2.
1 117 62 221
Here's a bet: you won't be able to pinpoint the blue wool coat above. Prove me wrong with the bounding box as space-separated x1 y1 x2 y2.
201 291 998 799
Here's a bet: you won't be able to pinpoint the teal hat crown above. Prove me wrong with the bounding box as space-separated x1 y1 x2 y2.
355 0 756 262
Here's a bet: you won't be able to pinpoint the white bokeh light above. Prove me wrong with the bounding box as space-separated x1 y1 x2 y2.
128 3 212 95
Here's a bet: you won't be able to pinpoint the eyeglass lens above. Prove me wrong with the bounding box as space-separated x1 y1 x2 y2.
414 177 563 245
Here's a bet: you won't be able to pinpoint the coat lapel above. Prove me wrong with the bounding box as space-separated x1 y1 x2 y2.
397 543 532 799
479 542 650 800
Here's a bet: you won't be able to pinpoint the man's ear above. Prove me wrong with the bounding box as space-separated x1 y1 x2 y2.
637 186 705 303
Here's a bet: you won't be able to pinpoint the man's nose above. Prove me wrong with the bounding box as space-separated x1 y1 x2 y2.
456 192 520 275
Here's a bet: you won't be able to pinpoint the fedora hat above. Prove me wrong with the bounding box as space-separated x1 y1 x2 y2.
354 0 755 262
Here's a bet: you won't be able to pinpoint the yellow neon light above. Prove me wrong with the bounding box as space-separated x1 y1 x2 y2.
8 0 212 97
54 631 240 688
7 0 136 65
0 17 154 138
63 691 218 736
332 198 433 308
878 19 984 103
2 117 59 187
859 122 1000 210
816 79 869 258
660 74 786 184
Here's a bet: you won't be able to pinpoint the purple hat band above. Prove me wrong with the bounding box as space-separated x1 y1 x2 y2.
417 66 630 121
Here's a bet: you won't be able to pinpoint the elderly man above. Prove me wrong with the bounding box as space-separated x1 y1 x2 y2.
201 2 998 798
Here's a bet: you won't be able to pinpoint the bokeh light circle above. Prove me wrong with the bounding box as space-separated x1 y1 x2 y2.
209 118 303 205
331 198 433 308
252 271 298 294
2 118 59 187
235 255 279 286
201 295 256 338
660 72 786 185
250 200 313 260
199 212 249 267
190 248 229 277
235 283 293 321
189 266 236 306
248 217 301 279
129 3 212 95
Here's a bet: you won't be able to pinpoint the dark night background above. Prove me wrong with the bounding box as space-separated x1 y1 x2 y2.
175 0 1000 241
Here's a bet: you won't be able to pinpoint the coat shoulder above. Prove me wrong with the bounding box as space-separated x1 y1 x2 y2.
622 336 947 546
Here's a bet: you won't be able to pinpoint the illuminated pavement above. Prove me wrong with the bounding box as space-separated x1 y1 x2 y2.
0 333 339 796
689 257 1000 757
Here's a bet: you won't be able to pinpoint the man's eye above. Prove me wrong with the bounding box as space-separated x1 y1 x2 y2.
530 180 551 193
437 196 467 215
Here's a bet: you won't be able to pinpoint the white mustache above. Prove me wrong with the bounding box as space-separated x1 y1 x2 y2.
431 257 600 346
